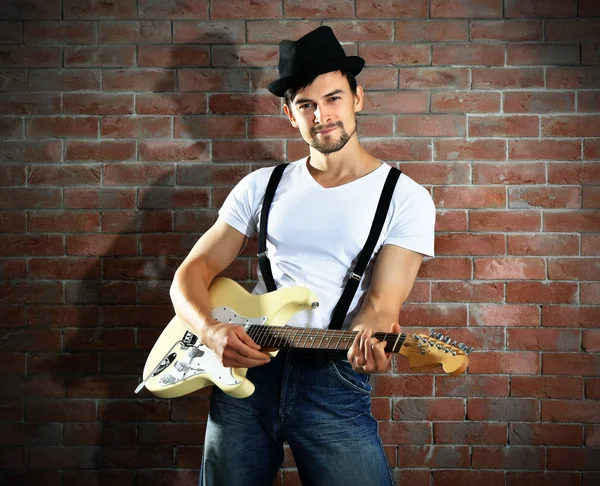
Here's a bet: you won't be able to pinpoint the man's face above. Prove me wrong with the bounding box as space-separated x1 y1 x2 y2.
284 71 363 155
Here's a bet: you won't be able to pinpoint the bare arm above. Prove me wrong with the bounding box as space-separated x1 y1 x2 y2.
170 218 270 368
347 244 424 373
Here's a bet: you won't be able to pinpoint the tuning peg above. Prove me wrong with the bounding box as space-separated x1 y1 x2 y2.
429 330 436 337
444 336 452 344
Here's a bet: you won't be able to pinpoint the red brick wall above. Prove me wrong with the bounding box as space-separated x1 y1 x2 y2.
1 1 599 485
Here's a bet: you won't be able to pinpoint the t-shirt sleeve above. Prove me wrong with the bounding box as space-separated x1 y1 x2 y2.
385 188 436 257
218 170 261 238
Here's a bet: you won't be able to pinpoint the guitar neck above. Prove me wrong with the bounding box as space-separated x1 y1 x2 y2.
246 325 407 354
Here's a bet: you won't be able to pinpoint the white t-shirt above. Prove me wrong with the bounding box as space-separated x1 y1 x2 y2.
218 157 436 330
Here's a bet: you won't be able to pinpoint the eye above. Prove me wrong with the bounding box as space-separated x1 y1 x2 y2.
328 96 340 102
299 103 313 110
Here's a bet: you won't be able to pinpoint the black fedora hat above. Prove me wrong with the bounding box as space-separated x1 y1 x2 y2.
268 26 365 97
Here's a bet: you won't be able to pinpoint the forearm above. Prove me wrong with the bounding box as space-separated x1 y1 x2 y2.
350 307 400 334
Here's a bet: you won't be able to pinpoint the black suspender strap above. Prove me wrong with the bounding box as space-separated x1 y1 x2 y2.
258 163 289 292
328 167 402 330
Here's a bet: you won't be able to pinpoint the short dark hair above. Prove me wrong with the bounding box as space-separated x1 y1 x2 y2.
284 69 358 110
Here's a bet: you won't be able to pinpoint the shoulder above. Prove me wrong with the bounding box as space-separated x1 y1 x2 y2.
391 168 435 215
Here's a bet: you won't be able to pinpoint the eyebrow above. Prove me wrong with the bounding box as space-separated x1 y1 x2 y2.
294 89 344 106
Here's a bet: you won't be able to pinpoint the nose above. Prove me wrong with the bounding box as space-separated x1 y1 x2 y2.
314 103 331 125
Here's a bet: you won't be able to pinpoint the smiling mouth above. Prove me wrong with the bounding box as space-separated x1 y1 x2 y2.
314 125 338 135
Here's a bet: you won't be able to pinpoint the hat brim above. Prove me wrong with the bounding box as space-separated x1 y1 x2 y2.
268 56 365 97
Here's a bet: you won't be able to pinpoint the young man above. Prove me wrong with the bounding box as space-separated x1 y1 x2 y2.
170 26 435 486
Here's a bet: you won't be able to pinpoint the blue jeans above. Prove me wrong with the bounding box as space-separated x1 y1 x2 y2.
200 350 395 486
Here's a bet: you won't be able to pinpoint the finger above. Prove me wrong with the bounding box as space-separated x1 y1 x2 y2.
236 327 263 350
230 330 271 362
360 328 374 360
372 340 391 370
353 329 367 367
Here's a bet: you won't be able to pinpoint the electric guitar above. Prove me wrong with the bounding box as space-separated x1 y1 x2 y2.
137 278 472 399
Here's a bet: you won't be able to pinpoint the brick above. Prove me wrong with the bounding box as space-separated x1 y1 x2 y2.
508 234 579 256
508 472 581 486
434 422 506 445
472 67 544 89
400 162 470 185
283 0 354 18
98 21 171 43
436 140 505 160
213 140 284 162
473 162 545 185
63 422 135 447
29 258 101 280
323 21 393 42
472 446 545 470
0 70 26 92
66 234 137 256
471 20 542 41
468 397 539 422
103 163 175 186
363 92 429 114
64 93 133 115
63 328 135 351
0 46 61 67
505 0 577 18
27 400 96 422
0 21 21 44
102 445 173 468
0 259 26 279
177 164 249 186
469 116 539 138
177 68 250 92
98 399 169 422
395 115 465 137
361 139 432 161
139 281 171 304
102 116 171 138
467 351 540 374
371 374 433 397
246 20 319 44
509 140 581 161
26 116 98 138
395 20 467 41
65 46 135 67
28 305 99 328
508 328 581 352
66 141 134 162
103 69 176 91
29 211 100 233
378 422 431 445
356 0 427 17
430 0 501 18
543 354 600 377
508 43 579 66
175 209 218 233
549 448 600 471
580 0 600 16
505 91 575 114
210 94 282 116
393 398 464 421
140 234 205 257
397 445 469 468
138 187 209 209
470 304 538 327
104 257 179 281
582 43 600 65
543 116 600 137
29 69 102 93
474 257 545 280
0 140 62 162
549 258 600 281
544 211 600 232
435 233 504 255
138 45 209 68
432 282 503 303
0 165 25 185
400 303 467 328
63 0 136 20
29 446 99 470
432 44 504 66
434 187 505 208
588 378 600 399
359 44 430 66
436 375 508 397
587 426 600 446
66 376 140 399
64 188 136 209
248 116 305 139
215 45 280 68
507 282 577 304
400 67 469 89
583 190 600 210
1 329 60 351
580 92 600 113
23 21 94 44
581 283 600 304
512 376 584 399
509 187 580 209
139 140 210 162
0 118 22 138
174 20 245 44
547 67 600 89
547 19 600 41
102 305 173 328
0 212 26 233
433 92 501 113
138 423 207 445
552 164 600 184
0 423 62 446
583 330 600 352
434 470 505 486
0 188 62 209
138 0 208 18
346 67 399 90
102 211 173 233
136 93 207 115
418 257 471 279
543 306 600 328
0 235 63 257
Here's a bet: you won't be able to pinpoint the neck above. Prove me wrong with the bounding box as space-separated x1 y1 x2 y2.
245 325 407 354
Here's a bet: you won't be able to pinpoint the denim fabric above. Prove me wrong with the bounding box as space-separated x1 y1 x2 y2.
200 350 395 486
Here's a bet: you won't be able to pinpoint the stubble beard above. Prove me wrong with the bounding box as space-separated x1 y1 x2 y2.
309 120 357 155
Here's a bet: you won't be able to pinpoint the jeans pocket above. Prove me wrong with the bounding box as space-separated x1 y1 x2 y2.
329 360 371 395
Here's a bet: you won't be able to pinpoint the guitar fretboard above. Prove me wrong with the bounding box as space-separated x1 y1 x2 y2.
245 325 407 353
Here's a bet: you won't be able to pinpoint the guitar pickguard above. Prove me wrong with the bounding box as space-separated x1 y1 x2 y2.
157 307 267 389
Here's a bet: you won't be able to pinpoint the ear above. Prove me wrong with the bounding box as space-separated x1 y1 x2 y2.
354 85 364 114
283 104 298 128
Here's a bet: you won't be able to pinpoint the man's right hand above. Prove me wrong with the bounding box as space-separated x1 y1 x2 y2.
202 323 271 369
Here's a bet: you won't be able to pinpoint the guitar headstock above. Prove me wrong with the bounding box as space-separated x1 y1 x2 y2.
399 331 472 375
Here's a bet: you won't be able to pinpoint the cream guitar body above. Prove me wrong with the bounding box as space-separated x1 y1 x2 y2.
138 278 472 399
